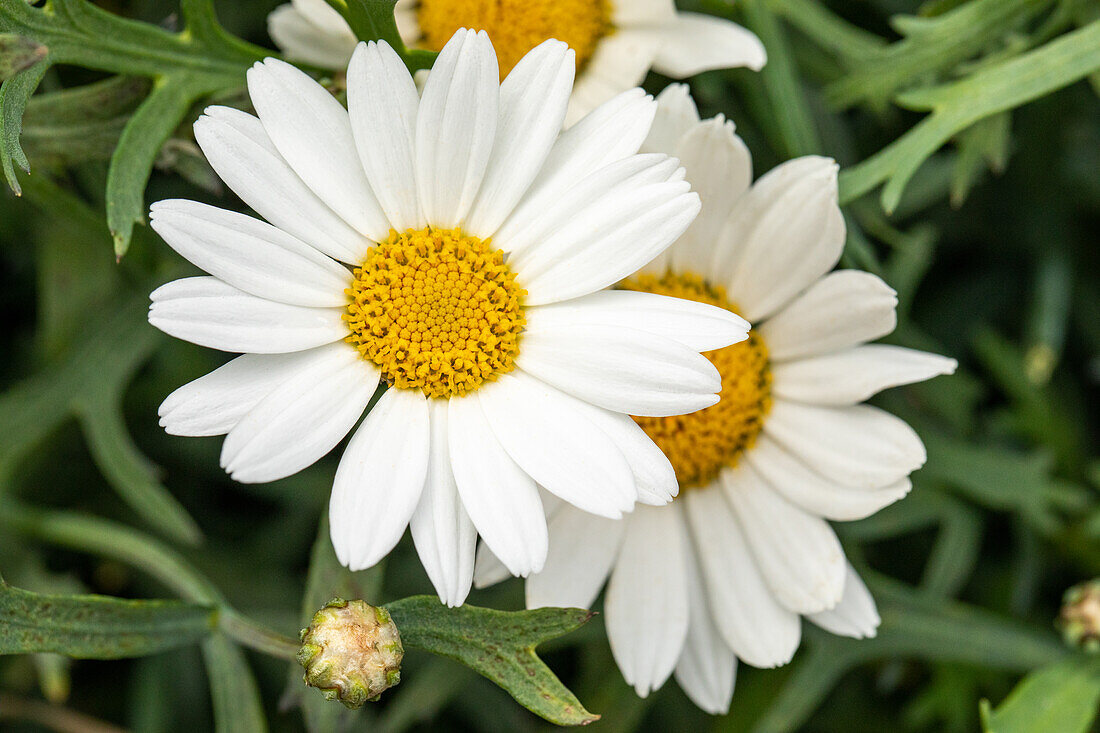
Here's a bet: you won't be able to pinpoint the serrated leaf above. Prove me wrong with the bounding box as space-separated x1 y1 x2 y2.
385 595 598 726
0 57 46 193
980 658 1100 733
0 580 215 658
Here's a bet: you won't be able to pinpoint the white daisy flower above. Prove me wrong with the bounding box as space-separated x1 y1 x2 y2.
148 34 751 607
474 85 958 711
268 0 766 124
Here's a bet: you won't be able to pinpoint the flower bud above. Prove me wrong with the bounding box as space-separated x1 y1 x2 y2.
297 598 403 708
1058 579 1100 653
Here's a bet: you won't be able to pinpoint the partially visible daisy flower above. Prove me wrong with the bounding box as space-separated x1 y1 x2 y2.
149 34 749 607
474 85 957 712
269 0 766 123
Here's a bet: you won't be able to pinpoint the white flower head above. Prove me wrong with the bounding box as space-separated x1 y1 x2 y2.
475 85 958 712
269 0 766 123
149 36 750 607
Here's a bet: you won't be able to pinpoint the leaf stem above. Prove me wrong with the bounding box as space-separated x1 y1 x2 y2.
219 610 301 661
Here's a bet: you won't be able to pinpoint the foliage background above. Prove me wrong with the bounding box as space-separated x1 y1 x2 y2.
1 0 1098 730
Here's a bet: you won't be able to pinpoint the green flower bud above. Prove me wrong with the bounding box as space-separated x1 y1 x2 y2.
1058 579 1100 654
297 598 403 708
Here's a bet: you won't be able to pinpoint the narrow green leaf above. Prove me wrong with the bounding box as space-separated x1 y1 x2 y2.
0 580 215 658
0 33 45 80
0 56 46 193
385 595 598 726
980 657 1100 733
106 75 200 257
202 635 270 733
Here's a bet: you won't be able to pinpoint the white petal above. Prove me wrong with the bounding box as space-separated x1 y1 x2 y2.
194 107 367 264
714 156 844 322
674 539 737 716
526 504 624 609
220 343 379 482
267 4 356 70
652 13 767 77
771 345 957 405
513 178 700 305
149 200 350 307
510 88 656 223
808 564 880 639
516 325 720 417
524 290 749 353
747 435 912 522
415 29 498 228
496 153 680 260
247 58 390 242
682 484 801 668
410 399 477 607
477 373 636 518
464 40 575 237
764 401 926 488
473 541 512 589
641 83 700 154
722 463 846 614
537 391 678 506
667 116 752 274
761 271 898 362
610 0 676 25
330 387 431 570
565 29 661 125
347 41 423 231
148 277 347 353
291 0 352 35
159 351 324 437
448 395 547 576
605 505 689 697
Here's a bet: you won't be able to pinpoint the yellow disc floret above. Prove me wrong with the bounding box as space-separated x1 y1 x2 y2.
417 0 612 77
345 227 526 399
622 272 772 489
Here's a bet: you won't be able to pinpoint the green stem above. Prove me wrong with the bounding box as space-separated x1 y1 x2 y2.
220 610 301 661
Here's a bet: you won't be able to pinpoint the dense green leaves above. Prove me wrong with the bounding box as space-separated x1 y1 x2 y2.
386 596 599 726
980 658 1100 733
0 579 215 658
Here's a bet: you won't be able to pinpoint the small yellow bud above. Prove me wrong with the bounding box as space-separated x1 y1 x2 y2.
297 598 403 708
1058 579 1100 653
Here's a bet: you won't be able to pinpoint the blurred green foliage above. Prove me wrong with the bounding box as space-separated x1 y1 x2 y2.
0 0 1099 730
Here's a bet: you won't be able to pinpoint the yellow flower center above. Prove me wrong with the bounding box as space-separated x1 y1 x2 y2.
417 0 612 77
344 227 526 399
622 272 772 489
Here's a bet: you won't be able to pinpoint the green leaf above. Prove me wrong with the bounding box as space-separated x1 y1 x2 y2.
839 19 1100 210
0 580 215 658
980 657 1100 733
385 595 598 726
0 57 46 194
0 33 46 80
202 635 269 733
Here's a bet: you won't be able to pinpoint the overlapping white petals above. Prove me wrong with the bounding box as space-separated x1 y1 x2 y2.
247 58 390 241
652 12 767 77
761 271 898 361
150 200 351 307
330 387 430 571
415 29 498 228
517 325 720 417
771 345 958 405
448 396 547 577
682 486 801 668
347 41 423 231
674 541 737 715
606 505 690 697
410 399 477 607
193 108 368 263
526 505 624 610
267 2 356 70
765 402 927 489
221 343 379 483
808 564 880 639
722 464 846 614
149 277 347 354
524 290 749 353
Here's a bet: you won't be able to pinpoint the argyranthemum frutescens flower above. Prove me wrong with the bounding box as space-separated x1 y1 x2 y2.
268 0 766 123
148 33 751 607
475 85 958 712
